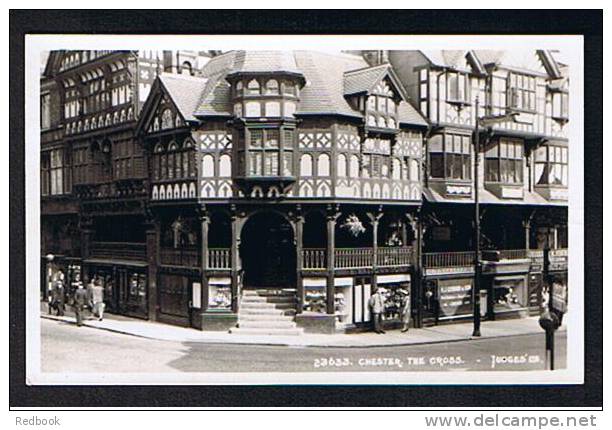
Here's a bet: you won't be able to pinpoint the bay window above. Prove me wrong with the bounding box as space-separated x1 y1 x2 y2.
246 128 293 177
508 72 536 112
485 138 523 184
447 72 469 104
428 134 471 180
535 145 568 186
552 91 569 121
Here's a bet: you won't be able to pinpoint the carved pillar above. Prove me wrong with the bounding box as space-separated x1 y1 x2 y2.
367 209 383 291
325 208 340 315
407 211 424 328
144 212 160 321
293 208 305 314
198 208 210 313
230 208 244 313
523 219 531 251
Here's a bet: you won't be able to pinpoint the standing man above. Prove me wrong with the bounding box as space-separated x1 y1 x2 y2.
401 291 412 333
50 277 66 316
73 279 88 327
368 288 386 334
91 279 106 321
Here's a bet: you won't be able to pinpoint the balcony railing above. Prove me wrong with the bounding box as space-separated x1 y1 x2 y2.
377 247 413 267
483 249 528 261
208 248 231 270
335 248 373 269
90 241 146 261
302 247 413 270
302 248 326 270
159 248 199 267
424 251 475 268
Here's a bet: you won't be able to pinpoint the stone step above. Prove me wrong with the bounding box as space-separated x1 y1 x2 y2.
243 289 296 296
240 302 296 310
238 319 297 329
229 327 304 336
240 308 296 316
241 295 297 304
238 313 294 322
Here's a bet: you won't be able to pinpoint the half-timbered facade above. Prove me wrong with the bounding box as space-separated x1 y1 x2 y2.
390 49 569 325
40 50 214 319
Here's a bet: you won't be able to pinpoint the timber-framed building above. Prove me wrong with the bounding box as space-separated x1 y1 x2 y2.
40 49 569 334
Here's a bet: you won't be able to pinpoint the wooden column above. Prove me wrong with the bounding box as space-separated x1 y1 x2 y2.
523 219 531 251
199 209 210 313
367 210 383 291
145 219 159 321
79 217 94 283
325 210 339 315
294 210 305 314
408 211 424 328
230 210 243 313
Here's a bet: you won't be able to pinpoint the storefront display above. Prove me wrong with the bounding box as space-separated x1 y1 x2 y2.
208 277 232 310
334 278 353 323
303 286 326 313
438 278 472 319
352 277 372 324
492 276 527 314
87 264 148 318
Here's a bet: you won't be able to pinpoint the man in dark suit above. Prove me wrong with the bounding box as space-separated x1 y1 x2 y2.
73 281 88 327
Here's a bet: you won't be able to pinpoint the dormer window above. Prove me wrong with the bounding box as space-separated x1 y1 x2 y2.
447 72 469 105
266 79 280 95
508 72 536 112
247 79 260 95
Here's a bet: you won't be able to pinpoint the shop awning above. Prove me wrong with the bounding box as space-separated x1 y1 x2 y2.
422 187 566 206
83 258 148 268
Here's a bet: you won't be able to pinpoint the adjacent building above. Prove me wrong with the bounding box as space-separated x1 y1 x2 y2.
40 49 569 334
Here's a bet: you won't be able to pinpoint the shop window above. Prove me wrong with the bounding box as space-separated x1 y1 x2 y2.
208 279 232 309
438 279 473 320
493 277 527 314
535 145 568 186
485 138 523 183
303 283 326 313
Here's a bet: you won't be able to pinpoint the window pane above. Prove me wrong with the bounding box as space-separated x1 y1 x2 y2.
264 152 278 175
485 158 498 182
265 102 280 117
250 130 263 148
283 152 293 176
430 153 444 178
245 102 261 117
535 162 546 185
265 129 279 148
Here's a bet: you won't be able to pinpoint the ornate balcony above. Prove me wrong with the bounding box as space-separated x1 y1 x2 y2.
302 247 413 271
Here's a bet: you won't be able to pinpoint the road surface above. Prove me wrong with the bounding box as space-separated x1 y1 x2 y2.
40 318 566 373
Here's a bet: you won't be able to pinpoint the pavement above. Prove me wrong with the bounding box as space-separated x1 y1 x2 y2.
40 303 564 348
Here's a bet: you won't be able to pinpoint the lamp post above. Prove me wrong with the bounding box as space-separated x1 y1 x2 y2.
472 98 518 338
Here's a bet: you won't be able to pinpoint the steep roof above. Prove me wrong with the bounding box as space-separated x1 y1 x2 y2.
343 64 391 95
475 49 562 78
158 73 210 122
176 50 427 127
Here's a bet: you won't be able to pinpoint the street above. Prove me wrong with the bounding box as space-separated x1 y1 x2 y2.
41 318 566 373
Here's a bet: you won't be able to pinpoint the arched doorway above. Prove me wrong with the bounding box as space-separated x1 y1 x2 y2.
240 211 296 289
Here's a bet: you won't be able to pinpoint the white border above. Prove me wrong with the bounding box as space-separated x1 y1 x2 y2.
25 34 584 386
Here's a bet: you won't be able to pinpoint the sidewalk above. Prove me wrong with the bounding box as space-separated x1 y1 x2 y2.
40 304 563 348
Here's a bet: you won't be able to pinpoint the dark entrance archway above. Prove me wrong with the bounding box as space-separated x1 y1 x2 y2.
240 211 296 289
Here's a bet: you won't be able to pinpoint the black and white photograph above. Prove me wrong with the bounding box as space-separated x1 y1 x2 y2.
25 37 585 386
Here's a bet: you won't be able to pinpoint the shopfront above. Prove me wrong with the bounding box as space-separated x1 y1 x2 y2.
84 259 148 319
488 274 529 319
41 255 82 302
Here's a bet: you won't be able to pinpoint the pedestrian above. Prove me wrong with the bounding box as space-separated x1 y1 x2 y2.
400 292 412 333
50 277 66 316
91 279 106 321
368 287 386 334
73 278 88 327
86 277 95 316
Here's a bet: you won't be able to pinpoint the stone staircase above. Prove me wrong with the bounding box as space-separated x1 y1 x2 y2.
230 288 303 336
